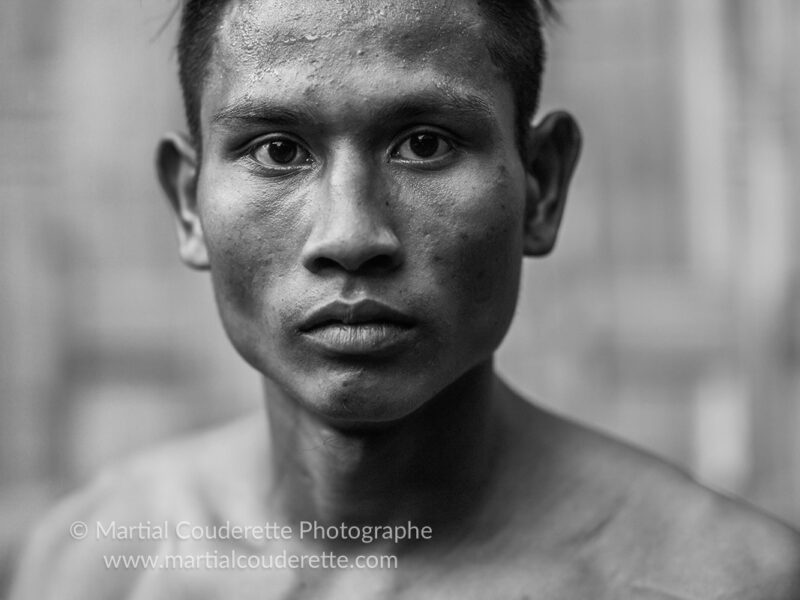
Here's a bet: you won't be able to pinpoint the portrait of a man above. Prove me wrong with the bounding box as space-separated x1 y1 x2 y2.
3 0 800 598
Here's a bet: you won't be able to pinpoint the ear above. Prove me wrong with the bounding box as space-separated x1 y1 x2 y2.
523 111 582 257
156 132 209 269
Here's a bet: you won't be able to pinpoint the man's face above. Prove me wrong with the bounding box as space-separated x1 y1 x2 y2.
188 0 532 424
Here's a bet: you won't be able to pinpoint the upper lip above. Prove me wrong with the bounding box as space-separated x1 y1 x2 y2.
298 299 416 331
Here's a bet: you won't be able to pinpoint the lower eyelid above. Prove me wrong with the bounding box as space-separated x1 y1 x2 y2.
393 139 455 162
249 140 313 167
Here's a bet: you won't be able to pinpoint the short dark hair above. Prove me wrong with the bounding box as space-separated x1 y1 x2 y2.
176 0 557 152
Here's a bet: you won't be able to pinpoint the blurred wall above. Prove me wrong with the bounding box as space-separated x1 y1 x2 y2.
503 0 800 524
1 0 799 590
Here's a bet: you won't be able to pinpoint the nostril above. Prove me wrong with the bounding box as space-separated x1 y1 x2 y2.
361 254 397 273
308 256 341 273
307 252 400 275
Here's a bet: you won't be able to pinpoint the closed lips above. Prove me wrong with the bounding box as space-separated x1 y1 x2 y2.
298 300 415 331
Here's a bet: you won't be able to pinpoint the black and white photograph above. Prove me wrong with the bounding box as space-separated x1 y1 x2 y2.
2 0 800 598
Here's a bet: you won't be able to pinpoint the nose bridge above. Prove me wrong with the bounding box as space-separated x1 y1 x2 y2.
328 150 374 219
302 147 403 273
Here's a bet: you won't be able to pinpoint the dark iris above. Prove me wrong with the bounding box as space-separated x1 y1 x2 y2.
267 140 298 164
408 133 439 158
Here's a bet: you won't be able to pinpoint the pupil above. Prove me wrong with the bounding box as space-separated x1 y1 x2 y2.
409 134 438 158
267 140 298 164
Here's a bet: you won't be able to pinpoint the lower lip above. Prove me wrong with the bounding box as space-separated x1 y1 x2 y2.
301 322 415 357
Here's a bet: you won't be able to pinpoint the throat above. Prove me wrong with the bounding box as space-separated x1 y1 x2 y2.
263 362 506 533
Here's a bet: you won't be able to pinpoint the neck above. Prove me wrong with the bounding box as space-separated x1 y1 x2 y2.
263 361 507 532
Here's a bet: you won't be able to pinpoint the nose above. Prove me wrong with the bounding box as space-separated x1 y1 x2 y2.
301 153 403 275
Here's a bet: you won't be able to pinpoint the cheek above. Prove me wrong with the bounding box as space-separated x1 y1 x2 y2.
454 203 522 305
424 169 525 334
453 221 521 309
208 224 268 319
199 178 303 321
449 215 523 350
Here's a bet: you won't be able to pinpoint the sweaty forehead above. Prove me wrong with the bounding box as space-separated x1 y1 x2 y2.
211 0 494 77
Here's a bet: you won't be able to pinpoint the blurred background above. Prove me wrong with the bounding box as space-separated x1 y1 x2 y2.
1 0 799 592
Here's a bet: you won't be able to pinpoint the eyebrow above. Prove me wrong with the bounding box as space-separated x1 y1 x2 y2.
380 91 495 123
210 89 496 129
211 103 318 127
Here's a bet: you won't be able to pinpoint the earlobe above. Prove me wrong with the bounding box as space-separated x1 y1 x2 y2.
522 111 582 257
156 132 209 270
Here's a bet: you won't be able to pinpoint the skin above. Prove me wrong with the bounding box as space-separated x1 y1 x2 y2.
157 0 578 531
9 0 800 598
182 0 536 425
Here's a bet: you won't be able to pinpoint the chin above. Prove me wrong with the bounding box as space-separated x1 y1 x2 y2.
307 381 428 428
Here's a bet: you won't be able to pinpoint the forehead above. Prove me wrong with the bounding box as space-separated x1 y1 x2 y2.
216 0 489 63
202 0 509 127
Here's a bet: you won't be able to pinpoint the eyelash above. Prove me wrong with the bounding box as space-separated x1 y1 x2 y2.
390 130 455 164
243 128 457 173
246 135 313 172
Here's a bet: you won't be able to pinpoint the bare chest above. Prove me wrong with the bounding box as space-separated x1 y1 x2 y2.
123 541 616 600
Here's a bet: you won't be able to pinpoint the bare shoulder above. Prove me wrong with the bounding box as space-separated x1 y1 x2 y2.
549 411 800 598
644 476 800 599
9 413 267 600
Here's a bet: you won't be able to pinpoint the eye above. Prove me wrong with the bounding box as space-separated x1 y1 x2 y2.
250 137 312 170
393 132 453 162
